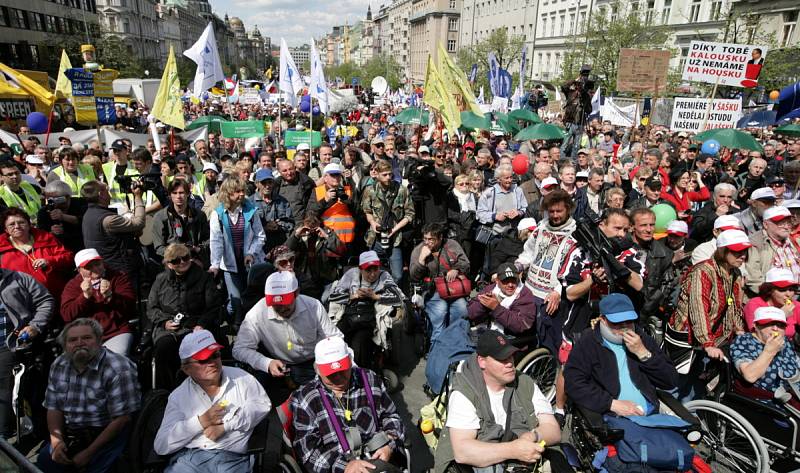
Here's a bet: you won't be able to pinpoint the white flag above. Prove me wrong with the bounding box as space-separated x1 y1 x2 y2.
183 22 225 98
590 87 602 119
280 38 303 106
477 86 485 104
309 40 329 115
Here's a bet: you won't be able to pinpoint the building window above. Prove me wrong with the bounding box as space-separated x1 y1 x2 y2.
559 14 565 35
782 10 798 47
32 13 44 30
580 11 586 32
9 44 19 62
679 46 689 70
45 15 56 32
710 0 722 20
449 0 456 8
107 15 116 31
689 0 701 22
447 39 456 51
448 17 458 31
662 0 671 24
541 17 547 38
123 18 129 33
549 15 555 36
645 0 654 24
29 45 39 65
0 8 7 27
13 9 27 28
569 13 574 33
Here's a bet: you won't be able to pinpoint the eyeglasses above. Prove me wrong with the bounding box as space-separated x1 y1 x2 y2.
167 255 191 265
186 351 221 365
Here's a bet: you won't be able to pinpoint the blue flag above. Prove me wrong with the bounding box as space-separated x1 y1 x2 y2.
488 52 500 97
469 64 478 83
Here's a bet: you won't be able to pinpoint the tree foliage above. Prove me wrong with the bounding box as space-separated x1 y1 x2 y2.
325 54 403 90
759 47 800 93
559 0 672 93
456 27 526 93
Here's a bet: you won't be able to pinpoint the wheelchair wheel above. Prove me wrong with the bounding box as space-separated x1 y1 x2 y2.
382 368 401 394
127 389 171 472
444 461 473 473
279 453 303 473
516 348 558 404
684 399 770 473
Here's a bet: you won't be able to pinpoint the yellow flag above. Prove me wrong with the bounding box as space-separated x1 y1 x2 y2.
151 46 185 130
437 43 482 115
0 62 55 112
265 66 273 80
423 55 442 112
423 55 460 136
55 50 72 100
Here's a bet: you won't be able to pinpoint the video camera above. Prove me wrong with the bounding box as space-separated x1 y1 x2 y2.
572 216 632 288
115 173 160 194
44 196 67 212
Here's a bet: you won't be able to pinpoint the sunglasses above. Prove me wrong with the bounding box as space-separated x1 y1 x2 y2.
167 255 191 265
188 351 221 365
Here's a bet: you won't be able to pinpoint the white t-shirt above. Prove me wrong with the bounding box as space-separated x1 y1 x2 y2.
446 382 553 430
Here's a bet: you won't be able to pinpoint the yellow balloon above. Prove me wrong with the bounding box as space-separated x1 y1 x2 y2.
254 84 261 90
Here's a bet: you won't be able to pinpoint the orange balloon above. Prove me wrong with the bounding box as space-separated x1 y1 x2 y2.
769 90 780 101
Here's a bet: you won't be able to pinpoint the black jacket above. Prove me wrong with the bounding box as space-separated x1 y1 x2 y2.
691 201 727 244
564 324 678 414
489 230 524 275
409 158 452 226
636 239 674 318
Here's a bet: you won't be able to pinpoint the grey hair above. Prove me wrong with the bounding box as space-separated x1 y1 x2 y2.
494 163 513 179
713 182 736 197
44 180 72 197
58 318 103 348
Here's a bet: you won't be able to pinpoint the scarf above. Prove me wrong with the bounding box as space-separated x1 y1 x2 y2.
491 284 523 309
452 189 476 212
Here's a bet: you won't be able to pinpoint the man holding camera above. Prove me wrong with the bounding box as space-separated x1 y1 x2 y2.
37 180 86 253
560 65 594 159
102 139 137 205
307 163 356 248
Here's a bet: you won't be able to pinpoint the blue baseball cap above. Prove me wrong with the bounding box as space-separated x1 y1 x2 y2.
599 293 638 323
255 168 274 182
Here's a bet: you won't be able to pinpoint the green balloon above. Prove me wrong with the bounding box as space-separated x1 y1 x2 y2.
652 204 678 233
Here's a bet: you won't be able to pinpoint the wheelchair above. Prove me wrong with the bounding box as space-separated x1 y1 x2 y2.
125 388 302 473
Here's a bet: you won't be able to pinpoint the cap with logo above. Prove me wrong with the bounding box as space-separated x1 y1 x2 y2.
25 156 44 164
74 248 103 268
358 250 381 269
716 229 752 251
540 177 559 189
110 139 127 151
763 206 792 223
314 337 352 376
576 171 589 180
666 220 689 237
765 268 797 288
753 306 787 326
713 215 742 231
323 163 342 175
178 329 223 361
264 271 299 306
476 329 520 360
599 293 638 323
495 263 519 281
750 187 776 201
296 143 310 151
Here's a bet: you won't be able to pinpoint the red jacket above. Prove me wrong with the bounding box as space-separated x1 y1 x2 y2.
60 268 134 340
660 186 711 220
0 228 73 301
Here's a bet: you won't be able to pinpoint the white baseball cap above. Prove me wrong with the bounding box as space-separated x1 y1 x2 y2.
666 220 689 237
296 143 310 151
323 163 342 175
753 306 787 326
178 329 223 361
540 177 559 189
74 248 102 268
202 162 219 173
264 271 299 306
576 171 589 179
763 206 792 223
517 217 537 232
716 229 752 251
314 337 352 376
714 215 742 231
418 145 430 154
358 250 381 269
783 199 800 210
25 156 44 164
750 187 776 201
765 268 797 288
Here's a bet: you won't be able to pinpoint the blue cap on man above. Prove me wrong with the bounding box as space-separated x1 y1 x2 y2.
599 293 638 323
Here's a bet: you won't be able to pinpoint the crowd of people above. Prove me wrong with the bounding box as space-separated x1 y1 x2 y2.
0 83 799 473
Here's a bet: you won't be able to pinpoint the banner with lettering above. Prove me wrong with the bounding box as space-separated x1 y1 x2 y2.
64 68 119 125
681 41 768 88
670 97 742 133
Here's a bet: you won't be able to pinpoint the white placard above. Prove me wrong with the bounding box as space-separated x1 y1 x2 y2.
670 97 742 133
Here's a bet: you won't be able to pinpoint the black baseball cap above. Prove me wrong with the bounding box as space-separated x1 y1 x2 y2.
110 139 127 151
496 263 519 282
644 176 662 191
477 330 520 360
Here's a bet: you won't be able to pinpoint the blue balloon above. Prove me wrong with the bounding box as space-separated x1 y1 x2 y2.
701 139 720 155
300 94 311 104
299 100 311 113
26 112 48 133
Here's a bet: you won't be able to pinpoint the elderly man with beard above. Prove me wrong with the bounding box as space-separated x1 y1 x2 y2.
37 318 140 473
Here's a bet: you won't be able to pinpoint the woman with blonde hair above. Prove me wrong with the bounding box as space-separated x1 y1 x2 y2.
468 169 485 195
209 176 265 327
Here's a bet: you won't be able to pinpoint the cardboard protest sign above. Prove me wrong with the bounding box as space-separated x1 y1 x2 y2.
682 41 768 88
670 97 742 133
617 49 671 93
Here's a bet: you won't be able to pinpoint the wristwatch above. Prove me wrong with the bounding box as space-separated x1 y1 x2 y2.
638 351 652 362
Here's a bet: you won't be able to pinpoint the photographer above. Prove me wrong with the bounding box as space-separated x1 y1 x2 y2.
307 163 356 248
37 180 86 253
130 148 166 215
409 146 452 229
560 64 595 159
287 215 346 301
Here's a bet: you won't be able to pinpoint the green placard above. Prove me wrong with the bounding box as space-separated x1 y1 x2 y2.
285 130 322 148
220 120 265 138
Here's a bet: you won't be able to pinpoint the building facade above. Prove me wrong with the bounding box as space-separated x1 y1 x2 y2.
408 0 461 83
95 0 160 65
0 0 99 71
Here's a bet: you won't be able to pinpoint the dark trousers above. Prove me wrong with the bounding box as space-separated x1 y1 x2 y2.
343 325 378 371
153 335 182 391
0 346 14 438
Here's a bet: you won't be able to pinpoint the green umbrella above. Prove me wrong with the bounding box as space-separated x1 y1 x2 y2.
774 124 800 137
394 107 430 125
492 112 518 134
508 109 542 124
460 111 492 130
693 128 764 152
514 123 566 142
186 115 231 133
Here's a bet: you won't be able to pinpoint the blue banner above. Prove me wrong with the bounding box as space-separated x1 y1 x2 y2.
487 69 513 98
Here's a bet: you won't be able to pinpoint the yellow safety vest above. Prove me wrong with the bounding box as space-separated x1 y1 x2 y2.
102 161 138 204
0 181 42 222
53 164 96 197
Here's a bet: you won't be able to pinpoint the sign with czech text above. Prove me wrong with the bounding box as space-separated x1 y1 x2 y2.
681 41 768 88
670 97 742 133
617 49 671 94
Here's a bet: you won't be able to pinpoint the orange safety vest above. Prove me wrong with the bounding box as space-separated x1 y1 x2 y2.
314 184 355 243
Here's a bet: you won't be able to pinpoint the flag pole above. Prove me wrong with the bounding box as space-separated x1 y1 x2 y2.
44 103 56 147
277 98 282 152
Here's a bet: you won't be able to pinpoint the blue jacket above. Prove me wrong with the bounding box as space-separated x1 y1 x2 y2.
210 200 266 273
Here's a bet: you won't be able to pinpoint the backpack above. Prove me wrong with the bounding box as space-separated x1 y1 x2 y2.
603 414 695 471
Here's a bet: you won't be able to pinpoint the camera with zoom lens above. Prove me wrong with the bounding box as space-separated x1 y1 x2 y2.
335 187 349 201
115 173 159 194
44 196 67 212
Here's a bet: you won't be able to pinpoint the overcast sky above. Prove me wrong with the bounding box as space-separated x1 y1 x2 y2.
209 0 375 47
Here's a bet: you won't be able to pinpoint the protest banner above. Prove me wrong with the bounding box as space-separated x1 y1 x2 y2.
617 49 671 94
220 120 265 138
601 97 638 127
681 41 768 88
670 97 742 133
65 68 119 125
285 130 322 148
241 87 262 104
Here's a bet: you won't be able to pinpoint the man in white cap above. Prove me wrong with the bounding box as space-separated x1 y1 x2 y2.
153 330 270 473
291 336 405 473
732 186 776 235
60 248 136 355
329 251 404 368
691 215 743 265
233 271 343 402
307 162 356 247
746 206 800 295
25 155 47 187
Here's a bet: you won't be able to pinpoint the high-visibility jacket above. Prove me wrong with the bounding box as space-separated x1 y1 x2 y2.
0 182 41 222
52 164 96 197
102 161 138 204
314 184 355 243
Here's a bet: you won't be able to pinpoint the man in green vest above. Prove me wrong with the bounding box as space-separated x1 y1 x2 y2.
0 160 42 222
47 148 96 197
102 139 136 204
434 330 562 472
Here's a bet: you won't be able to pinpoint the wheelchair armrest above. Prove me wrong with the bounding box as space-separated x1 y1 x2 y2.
656 390 701 429
573 404 625 445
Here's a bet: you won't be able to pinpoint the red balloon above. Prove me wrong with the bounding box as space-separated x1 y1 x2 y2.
512 154 529 175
